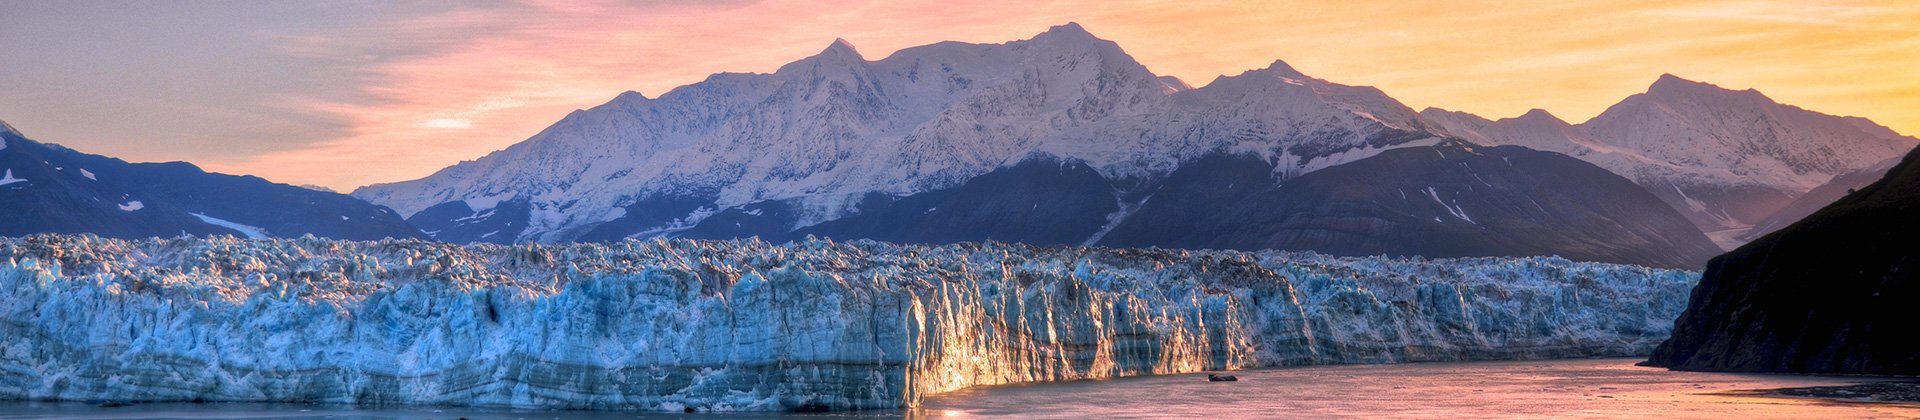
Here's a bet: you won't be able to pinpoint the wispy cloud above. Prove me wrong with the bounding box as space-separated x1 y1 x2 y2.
1641 1 1904 27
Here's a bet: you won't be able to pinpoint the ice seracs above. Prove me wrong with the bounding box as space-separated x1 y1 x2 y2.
0 234 1698 411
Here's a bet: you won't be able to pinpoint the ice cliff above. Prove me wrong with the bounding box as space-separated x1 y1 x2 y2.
0 234 1696 411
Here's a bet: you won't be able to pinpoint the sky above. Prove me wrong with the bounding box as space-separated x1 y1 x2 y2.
2 0 1916 191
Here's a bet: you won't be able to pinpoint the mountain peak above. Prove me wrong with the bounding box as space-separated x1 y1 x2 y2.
1158 75 1194 93
778 37 867 72
1208 59 1310 87
1646 73 1771 103
1260 59 1308 78
821 38 862 58
1516 108 1562 122
1041 22 1094 38
613 90 650 103
0 118 18 138
1020 21 1143 70
1420 107 1479 119
1503 108 1576 131
1649 73 1710 93
1025 22 1111 51
1029 22 1124 50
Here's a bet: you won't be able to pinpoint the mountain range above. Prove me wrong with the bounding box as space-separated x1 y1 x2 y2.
346 23 1907 268
1422 76 1914 245
352 24 1452 243
0 123 424 240
3 23 1911 269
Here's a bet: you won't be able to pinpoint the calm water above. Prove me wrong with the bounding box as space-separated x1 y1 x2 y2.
922 358 1920 419
2 359 1913 419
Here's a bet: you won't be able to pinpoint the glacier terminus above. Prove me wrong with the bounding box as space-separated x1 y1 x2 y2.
0 234 1695 411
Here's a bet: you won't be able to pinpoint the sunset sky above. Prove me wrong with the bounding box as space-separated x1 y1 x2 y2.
2 0 1916 191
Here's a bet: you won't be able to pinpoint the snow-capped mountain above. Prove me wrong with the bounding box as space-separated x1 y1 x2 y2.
0 122 424 240
354 23 1905 268
355 23 1441 245
1424 75 1917 237
1418 108 1596 155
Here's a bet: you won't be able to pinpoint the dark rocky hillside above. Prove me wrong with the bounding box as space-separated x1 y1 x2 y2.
1096 143 1721 269
0 128 424 241
1647 147 1920 374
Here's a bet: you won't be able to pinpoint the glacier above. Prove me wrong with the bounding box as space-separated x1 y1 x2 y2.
0 234 1697 411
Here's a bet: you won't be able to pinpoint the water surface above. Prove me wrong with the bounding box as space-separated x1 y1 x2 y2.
2 359 1912 419
922 358 1920 419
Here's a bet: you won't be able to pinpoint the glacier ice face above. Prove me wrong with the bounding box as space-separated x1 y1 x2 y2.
0 234 1697 411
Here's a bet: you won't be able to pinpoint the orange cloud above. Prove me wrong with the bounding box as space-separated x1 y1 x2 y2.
204 0 1920 191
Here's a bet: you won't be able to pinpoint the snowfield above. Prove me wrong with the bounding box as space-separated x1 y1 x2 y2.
0 234 1696 411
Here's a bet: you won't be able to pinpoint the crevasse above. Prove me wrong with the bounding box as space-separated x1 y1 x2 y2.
0 234 1696 411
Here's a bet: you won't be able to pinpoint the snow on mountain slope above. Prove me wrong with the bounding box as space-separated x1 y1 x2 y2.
356 23 1162 240
1586 75 1913 195
1739 155 1904 241
355 23 1441 243
0 234 1697 411
189 212 270 239
1157 75 1193 93
1046 59 1439 182
1420 108 1603 156
0 170 23 187
1424 75 1916 233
